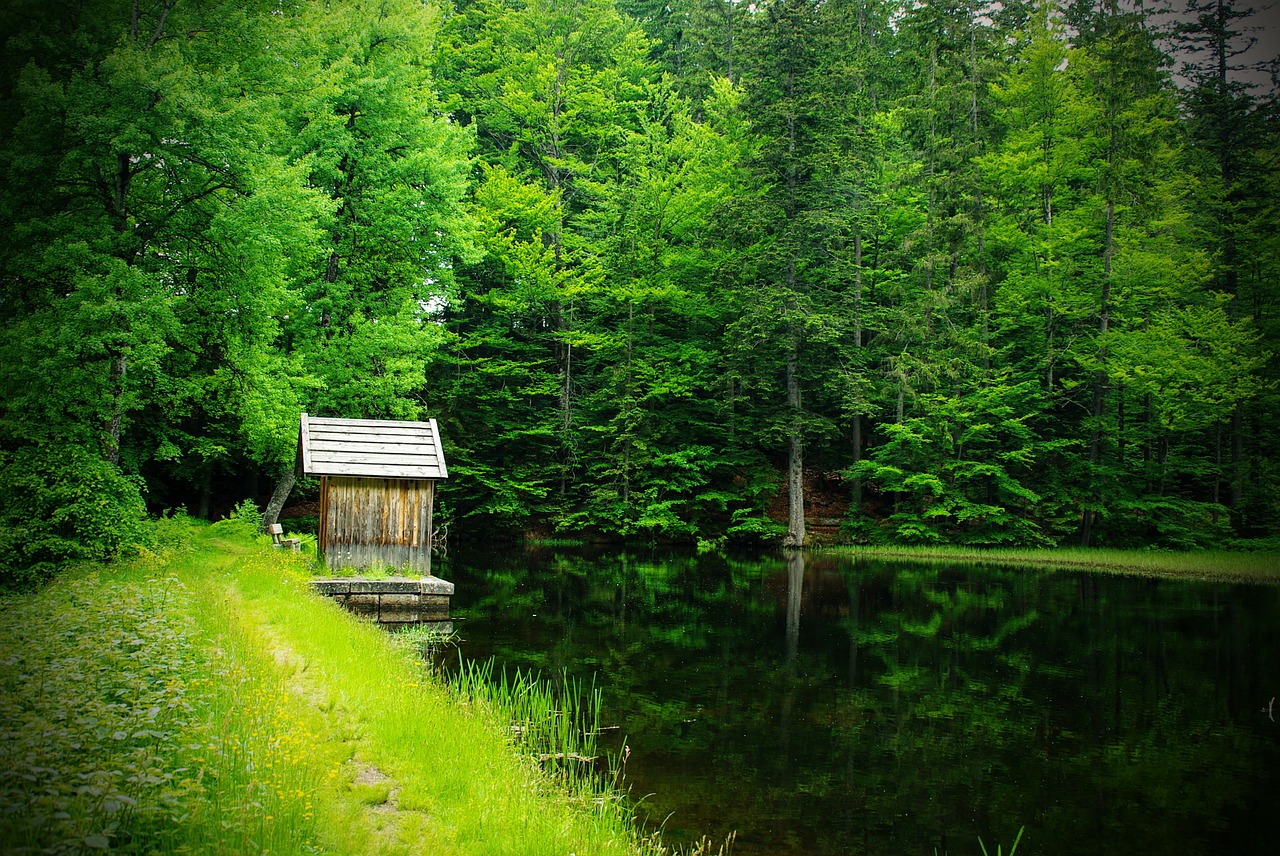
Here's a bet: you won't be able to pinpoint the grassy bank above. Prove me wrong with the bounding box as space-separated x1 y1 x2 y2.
831 544 1280 583
0 517 662 855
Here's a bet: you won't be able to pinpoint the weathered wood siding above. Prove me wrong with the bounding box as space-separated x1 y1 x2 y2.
322 477 435 573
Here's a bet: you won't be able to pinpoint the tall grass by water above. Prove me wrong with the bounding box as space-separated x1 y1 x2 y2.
833 544 1280 582
453 661 613 791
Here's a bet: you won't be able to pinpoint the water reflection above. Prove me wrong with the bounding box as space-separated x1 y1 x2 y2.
437 548 1280 856
785 549 803 666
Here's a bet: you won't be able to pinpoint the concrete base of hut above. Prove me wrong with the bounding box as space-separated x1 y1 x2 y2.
311 576 454 625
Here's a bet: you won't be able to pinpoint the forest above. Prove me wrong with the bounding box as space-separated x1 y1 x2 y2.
1 0 1277 584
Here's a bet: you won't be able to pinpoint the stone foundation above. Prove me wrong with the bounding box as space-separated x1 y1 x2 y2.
311 576 454 625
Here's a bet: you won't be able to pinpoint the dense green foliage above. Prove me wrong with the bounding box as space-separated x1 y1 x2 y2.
2 0 1277 579
0 444 150 585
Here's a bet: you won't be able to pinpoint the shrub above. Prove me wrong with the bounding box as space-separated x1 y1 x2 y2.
207 498 263 539
0 444 150 587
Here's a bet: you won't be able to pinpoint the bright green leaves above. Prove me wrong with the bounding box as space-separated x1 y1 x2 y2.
1108 298 1269 432
278 0 475 428
0 0 330 485
0 444 150 586
471 164 590 315
965 0 1262 547
854 381 1057 546
0 0 475 560
434 0 759 537
440 0 653 191
2 0 1278 554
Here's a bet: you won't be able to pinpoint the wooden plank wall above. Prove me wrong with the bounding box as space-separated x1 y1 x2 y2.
323 477 435 574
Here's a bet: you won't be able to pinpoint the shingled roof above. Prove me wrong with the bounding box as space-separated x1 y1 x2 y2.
298 414 448 480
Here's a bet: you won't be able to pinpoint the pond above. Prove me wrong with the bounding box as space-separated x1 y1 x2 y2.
434 547 1280 856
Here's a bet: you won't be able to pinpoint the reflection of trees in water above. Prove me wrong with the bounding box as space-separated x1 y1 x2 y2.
826 563 1043 851
785 550 803 666
444 549 1280 856
779 549 804 765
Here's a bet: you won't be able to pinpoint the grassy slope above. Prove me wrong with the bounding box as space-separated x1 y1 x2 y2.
211 531 641 856
829 544 1280 583
0 518 645 855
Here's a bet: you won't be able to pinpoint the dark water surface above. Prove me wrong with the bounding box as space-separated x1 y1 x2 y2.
436 547 1280 855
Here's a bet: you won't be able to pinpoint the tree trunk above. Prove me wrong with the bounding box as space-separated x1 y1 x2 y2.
851 413 863 509
557 330 573 496
1230 406 1243 524
197 465 212 520
853 234 863 350
784 336 805 548
261 467 297 532
1081 200 1115 548
1211 0 1245 529
970 26 990 371
851 234 863 508
725 0 735 83
560 337 572 434
1212 425 1222 515
104 353 127 465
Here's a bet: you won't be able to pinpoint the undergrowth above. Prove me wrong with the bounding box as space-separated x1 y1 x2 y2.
0 524 321 853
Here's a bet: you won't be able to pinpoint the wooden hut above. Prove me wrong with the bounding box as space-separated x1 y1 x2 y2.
298 413 448 575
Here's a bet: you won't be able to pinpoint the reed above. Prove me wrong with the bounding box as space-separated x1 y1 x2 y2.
452 660 614 797
979 826 1025 856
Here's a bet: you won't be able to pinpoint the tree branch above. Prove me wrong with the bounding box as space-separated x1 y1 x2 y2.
146 0 177 49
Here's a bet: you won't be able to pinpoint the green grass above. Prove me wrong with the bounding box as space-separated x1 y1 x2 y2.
452 661 615 798
0 515 664 855
0 519 324 854
830 543 1280 583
